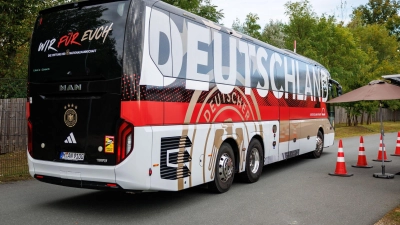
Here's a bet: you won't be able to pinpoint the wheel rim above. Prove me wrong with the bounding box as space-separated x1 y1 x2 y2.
249 147 260 174
316 135 323 154
218 153 234 182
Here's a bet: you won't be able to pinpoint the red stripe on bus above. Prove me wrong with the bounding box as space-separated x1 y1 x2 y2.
121 101 326 126
121 101 164 126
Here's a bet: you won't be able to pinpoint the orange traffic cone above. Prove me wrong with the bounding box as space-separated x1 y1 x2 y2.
390 131 400 156
372 135 392 162
329 140 353 177
352 136 372 168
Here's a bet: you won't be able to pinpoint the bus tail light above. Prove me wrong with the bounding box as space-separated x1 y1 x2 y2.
117 121 134 164
28 121 33 157
27 102 33 157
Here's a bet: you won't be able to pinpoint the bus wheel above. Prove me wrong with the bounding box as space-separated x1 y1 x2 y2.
310 131 324 158
239 139 263 183
209 143 235 193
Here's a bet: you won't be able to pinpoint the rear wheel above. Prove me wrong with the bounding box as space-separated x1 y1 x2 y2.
310 130 324 158
239 139 263 183
209 143 235 193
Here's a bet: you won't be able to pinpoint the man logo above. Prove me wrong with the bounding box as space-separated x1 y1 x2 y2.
64 104 78 127
59 84 82 91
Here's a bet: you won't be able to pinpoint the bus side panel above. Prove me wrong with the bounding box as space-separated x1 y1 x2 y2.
245 121 279 166
299 120 319 154
115 127 152 190
289 120 301 157
150 125 198 191
149 121 282 191
298 118 333 153
324 120 335 147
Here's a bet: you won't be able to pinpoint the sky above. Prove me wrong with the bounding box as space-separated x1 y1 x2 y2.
212 0 369 27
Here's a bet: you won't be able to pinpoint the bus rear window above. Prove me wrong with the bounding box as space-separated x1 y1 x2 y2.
30 0 129 82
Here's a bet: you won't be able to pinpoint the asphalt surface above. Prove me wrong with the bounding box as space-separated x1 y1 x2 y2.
1 132 400 225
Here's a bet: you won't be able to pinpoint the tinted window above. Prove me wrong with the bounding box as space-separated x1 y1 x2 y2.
30 1 129 82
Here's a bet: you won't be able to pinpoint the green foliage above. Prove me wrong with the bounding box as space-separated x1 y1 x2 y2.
283 0 370 93
162 0 224 23
280 0 400 126
260 20 286 48
0 0 73 98
283 0 318 53
232 18 245 33
232 13 262 39
353 0 400 40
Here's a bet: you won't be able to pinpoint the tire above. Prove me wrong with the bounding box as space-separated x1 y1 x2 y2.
310 130 324 158
238 139 263 183
209 143 235 193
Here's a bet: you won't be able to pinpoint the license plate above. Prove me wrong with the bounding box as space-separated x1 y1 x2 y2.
60 152 85 161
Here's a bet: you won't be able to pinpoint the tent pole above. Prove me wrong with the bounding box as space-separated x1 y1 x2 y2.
373 101 394 178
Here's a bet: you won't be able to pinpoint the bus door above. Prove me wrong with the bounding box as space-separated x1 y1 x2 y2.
279 108 302 160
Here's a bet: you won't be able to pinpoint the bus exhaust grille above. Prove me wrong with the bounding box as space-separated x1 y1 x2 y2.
160 136 192 180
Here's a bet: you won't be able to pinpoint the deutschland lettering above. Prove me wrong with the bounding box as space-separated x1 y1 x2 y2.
142 8 329 103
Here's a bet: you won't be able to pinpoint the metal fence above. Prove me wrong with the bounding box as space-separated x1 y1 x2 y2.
0 98 399 181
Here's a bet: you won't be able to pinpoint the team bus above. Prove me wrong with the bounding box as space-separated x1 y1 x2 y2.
27 0 341 193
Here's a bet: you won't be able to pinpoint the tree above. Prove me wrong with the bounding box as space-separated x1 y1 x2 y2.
283 0 384 126
232 13 261 39
0 0 72 98
350 14 399 63
283 0 318 53
162 0 224 23
260 20 286 48
353 0 400 40
348 12 400 88
359 101 379 125
385 100 400 121
232 18 245 33
284 1 371 90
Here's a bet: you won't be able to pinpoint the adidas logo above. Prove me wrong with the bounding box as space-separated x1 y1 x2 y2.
64 132 77 144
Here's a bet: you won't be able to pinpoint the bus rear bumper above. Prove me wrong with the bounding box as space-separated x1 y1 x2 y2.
28 152 117 188
27 149 151 191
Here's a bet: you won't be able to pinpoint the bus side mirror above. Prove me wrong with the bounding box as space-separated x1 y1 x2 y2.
337 86 342 96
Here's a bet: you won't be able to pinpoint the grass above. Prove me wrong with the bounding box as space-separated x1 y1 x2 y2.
1 122 400 224
335 121 400 139
0 150 31 183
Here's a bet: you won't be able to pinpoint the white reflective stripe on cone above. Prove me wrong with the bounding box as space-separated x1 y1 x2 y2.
337 157 345 162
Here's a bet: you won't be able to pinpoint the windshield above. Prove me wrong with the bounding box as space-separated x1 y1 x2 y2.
29 0 129 83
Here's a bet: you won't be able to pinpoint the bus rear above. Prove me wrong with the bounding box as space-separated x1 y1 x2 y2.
27 0 139 189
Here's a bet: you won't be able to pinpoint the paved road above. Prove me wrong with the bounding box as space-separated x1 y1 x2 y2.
1 132 400 225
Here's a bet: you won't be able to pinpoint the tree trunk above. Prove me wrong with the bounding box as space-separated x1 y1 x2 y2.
347 113 351 126
367 113 371 125
353 115 358 126
360 113 364 125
